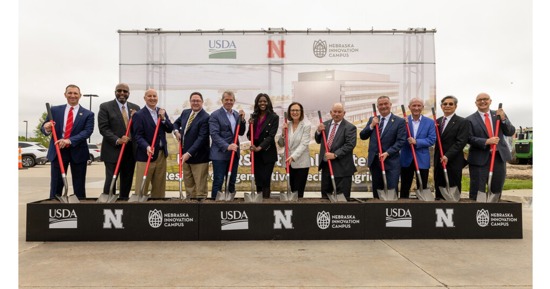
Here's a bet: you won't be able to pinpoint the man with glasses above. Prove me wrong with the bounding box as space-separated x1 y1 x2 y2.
466 93 516 200
98 83 141 200
433 95 470 200
173 92 210 200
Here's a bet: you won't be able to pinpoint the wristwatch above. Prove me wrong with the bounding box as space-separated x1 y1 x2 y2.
334 153 338 158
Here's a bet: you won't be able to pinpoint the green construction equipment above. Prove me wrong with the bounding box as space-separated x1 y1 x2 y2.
512 126 533 164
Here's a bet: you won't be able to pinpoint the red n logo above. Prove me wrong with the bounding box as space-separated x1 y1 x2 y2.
268 40 285 58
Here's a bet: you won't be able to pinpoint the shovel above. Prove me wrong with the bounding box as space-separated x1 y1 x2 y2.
216 115 242 202
46 103 79 203
317 111 347 203
97 118 134 203
431 107 460 202
129 116 162 203
174 130 189 201
279 112 298 202
372 104 397 201
477 103 503 203
244 119 263 203
401 105 433 201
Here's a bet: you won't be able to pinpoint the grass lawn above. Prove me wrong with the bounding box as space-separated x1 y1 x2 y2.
461 177 532 191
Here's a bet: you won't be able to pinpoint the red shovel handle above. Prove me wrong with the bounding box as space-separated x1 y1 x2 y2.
284 112 290 174
46 103 66 175
114 118 133 176
229 115 242 174
401 105 420 171
372 104 386 171
317 111 335 176
431 107 448 170
143 117 162 177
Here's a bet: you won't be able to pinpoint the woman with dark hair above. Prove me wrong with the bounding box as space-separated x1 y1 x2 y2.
247 93 279 198
277 102 311 198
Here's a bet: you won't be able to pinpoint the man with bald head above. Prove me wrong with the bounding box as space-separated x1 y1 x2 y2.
315 102 357 200
466 92 515 200
98 83 141 200
399 98 436 199
132 88 174 198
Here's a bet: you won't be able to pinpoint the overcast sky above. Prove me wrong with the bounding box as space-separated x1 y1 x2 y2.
10 0 548 287
16 0 534 144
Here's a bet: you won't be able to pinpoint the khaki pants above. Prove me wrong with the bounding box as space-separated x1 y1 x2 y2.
134 151 166 198
182 162 209 198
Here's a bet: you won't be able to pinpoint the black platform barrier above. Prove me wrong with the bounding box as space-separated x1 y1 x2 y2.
26 199 522 241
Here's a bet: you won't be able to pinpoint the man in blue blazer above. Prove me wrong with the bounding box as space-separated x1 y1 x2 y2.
209 91 246 199
399 98 436 198
466 93 515 200
173 92 210 199
132 88 174 198
360 96 407 199
41 84 94 199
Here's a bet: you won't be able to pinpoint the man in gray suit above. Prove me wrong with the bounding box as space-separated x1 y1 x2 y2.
98 83 141 200
466 92 515 200
315 103 357 200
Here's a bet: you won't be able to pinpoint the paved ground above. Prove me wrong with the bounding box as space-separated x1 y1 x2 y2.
18 163 534 288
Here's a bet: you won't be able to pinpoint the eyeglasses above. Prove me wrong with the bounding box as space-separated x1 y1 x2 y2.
116 89 129 93
441 102 455 106
476 98 490 103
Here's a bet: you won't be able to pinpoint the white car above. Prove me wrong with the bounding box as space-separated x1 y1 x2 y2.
88 143 101 165
19 141 48 167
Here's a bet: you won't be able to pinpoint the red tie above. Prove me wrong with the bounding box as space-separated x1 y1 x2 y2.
327 123 338 149
65 107 74 139
484 113 493 138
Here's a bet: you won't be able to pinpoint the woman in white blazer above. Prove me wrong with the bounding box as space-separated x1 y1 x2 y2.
277 102 311 198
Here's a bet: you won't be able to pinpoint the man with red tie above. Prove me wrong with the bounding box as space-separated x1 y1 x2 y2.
466 93 516 200
41 84 95 199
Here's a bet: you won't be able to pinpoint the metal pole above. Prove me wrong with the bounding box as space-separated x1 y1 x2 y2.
83 94 99 143
23 120 28 141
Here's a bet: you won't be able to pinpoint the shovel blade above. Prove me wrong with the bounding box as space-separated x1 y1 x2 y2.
439 186 460 202
378 189 398 201
244 192 263 203
67 194 80 203
215 191 226 202
416 189 434 202
128 194 140 202
476 191 488 203
96 193 110 203
107 194 119 203
55 195 69 203
139 194 149 202
487 192 501 203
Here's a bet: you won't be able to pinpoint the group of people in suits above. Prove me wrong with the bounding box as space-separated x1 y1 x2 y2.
41 84 515 202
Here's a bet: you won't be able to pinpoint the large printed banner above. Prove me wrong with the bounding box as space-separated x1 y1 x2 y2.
118 29 436 192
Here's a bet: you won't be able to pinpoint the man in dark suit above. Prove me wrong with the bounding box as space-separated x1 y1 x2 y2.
173 92 210 199
434 95 470 200
360 95 406 199
466 93 515 200
98 83 140 200
41 84 94 199
399 98 436 198
209 91 246 199
315 102 357 200
132 88 174 198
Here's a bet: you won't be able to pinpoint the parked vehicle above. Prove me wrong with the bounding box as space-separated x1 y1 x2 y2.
19 141 48 167
88 143 102 165
512 126 533 164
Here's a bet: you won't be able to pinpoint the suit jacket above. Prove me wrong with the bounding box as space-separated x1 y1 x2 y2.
98 99 140 163
174 108 210 164
247 112 279 163
277 120 312 169
360 113 407 169
132 106 174 162
314 118 357 177
466 110 515 166
41 104 94 164
209 107 247 161
399 115 436 169
434 114 469 171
